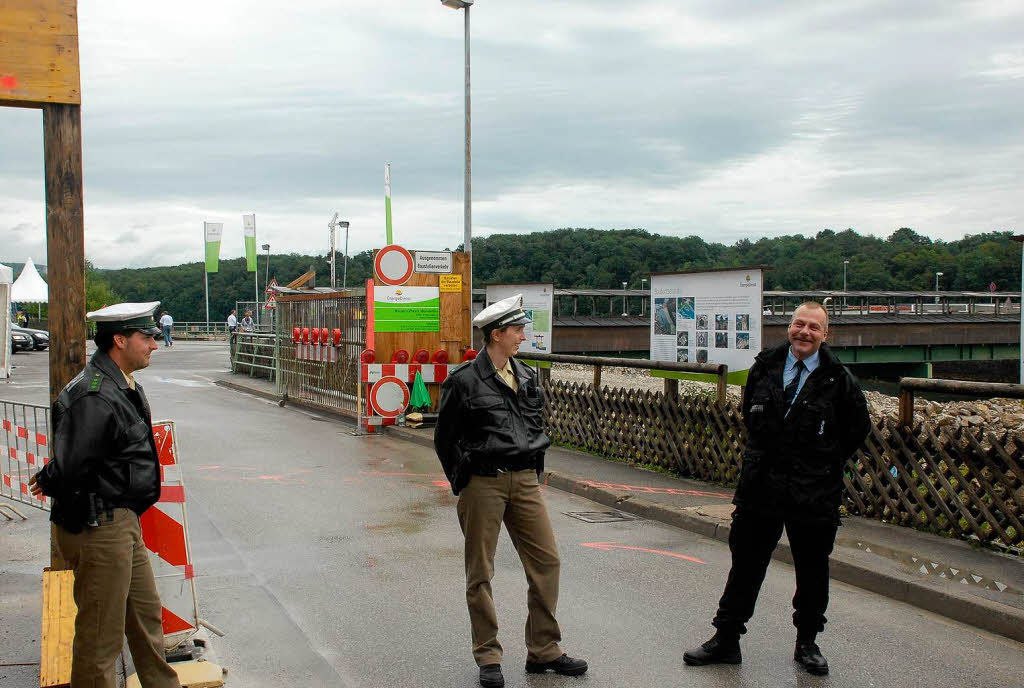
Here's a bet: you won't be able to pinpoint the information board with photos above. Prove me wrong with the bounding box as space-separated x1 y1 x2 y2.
485 283 554 354
649 268 763 375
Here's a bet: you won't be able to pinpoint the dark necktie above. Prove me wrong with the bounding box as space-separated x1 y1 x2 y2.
784 359 807 409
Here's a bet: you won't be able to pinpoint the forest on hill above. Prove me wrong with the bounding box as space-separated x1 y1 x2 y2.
79 227 1020 322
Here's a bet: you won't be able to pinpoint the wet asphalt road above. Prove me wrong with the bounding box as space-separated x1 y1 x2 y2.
4 343 1024 687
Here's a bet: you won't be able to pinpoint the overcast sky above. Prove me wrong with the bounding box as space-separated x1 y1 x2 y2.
2 0 1022 269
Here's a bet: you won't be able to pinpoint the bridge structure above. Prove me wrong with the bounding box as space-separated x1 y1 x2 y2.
543 289 1022 379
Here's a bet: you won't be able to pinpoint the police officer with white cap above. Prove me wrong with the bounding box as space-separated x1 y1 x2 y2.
30 302 182 688
435 294 588 688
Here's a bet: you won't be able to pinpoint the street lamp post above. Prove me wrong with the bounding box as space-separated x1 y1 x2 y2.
340 221 350 289
641 278 648 316
843 260 850 291
441 0 473 317
935 271 943 308
263 243 271 289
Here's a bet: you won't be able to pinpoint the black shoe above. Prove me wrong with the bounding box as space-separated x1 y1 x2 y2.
684 635 742 666
479 663 504 687
525 654 588 676
794 641 828 675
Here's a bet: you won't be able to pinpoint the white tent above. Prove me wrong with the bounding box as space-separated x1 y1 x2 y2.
11 257 48 304
1 262 12 379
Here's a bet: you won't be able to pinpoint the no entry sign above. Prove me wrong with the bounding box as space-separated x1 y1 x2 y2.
374 245 414 286
369 376 410 417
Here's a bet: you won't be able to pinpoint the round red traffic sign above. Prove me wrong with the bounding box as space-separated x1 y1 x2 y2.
369 376 410 418
374 245 414 286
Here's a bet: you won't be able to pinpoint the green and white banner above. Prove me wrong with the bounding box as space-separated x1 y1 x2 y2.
243 214 257 272
204 222 223 273
374 286 440 333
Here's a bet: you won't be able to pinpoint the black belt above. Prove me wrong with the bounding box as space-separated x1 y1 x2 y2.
473 458 537 476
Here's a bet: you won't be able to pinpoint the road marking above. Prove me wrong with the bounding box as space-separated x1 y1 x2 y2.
581 542 706 564
580 480 732 499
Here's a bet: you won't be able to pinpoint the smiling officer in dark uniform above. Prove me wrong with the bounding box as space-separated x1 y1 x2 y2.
435 294 587 688
30 302 181 688
684 301 870 676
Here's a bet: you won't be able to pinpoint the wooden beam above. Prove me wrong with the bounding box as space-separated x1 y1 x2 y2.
44 103 86 408
0 0 81 107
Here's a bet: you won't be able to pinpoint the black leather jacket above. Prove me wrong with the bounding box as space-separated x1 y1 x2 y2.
434 348 550 495
35 350 161 531
735 342 871 520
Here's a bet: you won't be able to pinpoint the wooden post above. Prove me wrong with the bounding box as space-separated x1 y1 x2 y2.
44 104 87 406
716 369 728 405
898 387 914 428
593 364 602 389
664 377 678 398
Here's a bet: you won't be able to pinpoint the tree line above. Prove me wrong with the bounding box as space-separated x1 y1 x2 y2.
80 227 1020 322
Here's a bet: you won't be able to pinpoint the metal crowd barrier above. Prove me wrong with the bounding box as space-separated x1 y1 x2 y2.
170 322 231 340
1 399 51 513
231 332 279 380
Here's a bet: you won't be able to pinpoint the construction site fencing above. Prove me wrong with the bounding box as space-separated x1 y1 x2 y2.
276 294 366 416
231 332 278 381
1 398 51 514
535 361 1023 554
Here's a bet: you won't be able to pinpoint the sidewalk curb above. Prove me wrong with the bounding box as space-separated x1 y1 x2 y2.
218 381 1024 645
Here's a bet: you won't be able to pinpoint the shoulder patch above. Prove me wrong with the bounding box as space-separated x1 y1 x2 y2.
87 373 103 393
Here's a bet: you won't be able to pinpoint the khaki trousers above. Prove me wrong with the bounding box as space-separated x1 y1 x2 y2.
55 508 181 688
457 470 563 666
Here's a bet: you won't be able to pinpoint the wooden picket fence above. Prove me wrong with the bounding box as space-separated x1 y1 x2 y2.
541 379 1024 553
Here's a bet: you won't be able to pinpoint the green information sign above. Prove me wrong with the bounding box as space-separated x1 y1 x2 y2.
374 286 440 332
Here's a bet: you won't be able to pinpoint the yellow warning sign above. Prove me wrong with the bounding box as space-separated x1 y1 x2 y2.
440 274 462 293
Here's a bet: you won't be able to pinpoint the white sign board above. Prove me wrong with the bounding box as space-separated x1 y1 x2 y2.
485 283 554 354
649 269 763 374
414 251 453 274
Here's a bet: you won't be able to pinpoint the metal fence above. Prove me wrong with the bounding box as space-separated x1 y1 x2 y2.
170 322 230 340
231 332 278 380
276 294 366 416
1 399 51 512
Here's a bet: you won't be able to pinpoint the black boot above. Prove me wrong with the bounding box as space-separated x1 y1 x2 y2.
524 654 588 676
794 640 829 675
684 632 742 666
479 663 504 687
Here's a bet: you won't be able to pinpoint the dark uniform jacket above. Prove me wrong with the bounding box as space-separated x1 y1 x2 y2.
434 348 550 495
35 350 161 532
736 342 871 520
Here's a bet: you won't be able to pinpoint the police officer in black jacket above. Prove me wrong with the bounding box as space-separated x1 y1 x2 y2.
435 294 587 688
30 302 181 688
684 301 871 676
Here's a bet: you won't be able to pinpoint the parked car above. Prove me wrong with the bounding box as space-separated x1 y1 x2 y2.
11 323 49 350
11 329 32 352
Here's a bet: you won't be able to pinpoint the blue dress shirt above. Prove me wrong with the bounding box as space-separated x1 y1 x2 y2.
784 347 820 414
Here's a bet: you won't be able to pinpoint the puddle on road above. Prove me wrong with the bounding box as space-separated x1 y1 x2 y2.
836 537 1023 599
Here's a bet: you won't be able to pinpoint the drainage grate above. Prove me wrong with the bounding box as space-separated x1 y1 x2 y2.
564 511 637 523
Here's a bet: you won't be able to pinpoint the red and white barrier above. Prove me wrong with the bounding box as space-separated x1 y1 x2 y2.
361 363 458 384
142 421 201 647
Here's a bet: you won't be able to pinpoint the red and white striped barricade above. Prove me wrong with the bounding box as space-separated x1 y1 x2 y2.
142 420 201 648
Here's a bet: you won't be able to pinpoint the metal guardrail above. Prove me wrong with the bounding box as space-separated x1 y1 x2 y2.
170 322 230 340
1 398 51 513
898 378 1024 427
516 351 729 404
